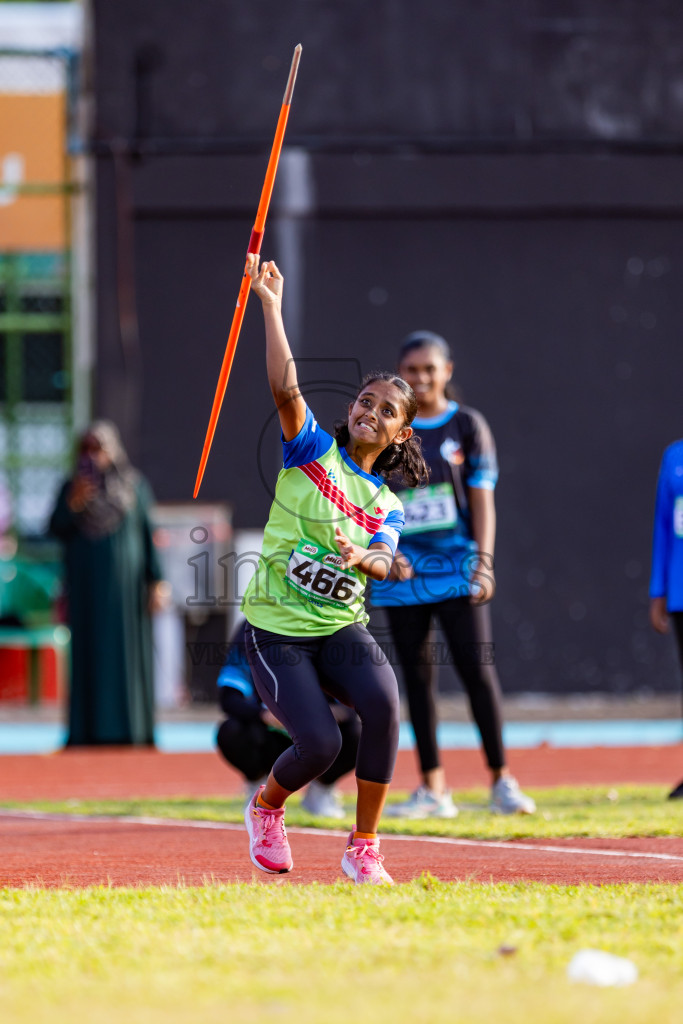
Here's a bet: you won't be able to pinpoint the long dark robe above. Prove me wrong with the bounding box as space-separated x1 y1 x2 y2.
50 476 162 745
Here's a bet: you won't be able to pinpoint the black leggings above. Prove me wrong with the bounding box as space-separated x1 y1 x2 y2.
216 702 361 786
245 621 400 791
385 598 505 773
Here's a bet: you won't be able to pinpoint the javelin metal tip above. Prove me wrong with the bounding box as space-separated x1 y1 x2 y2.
283 44 302 104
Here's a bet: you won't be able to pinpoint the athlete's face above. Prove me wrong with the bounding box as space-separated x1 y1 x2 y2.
398 345 453 411
347 382 413 449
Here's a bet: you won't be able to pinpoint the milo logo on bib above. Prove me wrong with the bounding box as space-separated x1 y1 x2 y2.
286 539 361 609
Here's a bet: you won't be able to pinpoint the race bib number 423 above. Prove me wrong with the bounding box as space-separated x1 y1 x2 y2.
285 540 361 609
398 481 458 534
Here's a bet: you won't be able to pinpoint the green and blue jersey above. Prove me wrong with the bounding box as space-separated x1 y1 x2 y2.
242 405 405 635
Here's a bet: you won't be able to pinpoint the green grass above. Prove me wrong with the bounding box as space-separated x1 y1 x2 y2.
3 786 683 1022
4 784 683 839
1 881 683 1024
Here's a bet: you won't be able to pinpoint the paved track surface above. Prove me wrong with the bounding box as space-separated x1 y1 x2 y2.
1 745 682 887
2 744 682 800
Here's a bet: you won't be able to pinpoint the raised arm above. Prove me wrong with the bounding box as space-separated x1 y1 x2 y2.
246 254 306 441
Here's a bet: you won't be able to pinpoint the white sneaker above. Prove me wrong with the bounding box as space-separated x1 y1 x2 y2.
490 776 536 815
385 785 458 819
301 780 345 820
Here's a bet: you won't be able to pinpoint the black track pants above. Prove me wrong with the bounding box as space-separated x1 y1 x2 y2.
245 621 400 791
216 705 361 786
385 598 505 773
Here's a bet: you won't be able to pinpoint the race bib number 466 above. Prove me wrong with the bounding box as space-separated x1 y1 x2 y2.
285 540 361 609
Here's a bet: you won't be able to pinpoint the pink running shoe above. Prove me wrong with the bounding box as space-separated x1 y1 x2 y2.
341 828 393 886
244 786 293 874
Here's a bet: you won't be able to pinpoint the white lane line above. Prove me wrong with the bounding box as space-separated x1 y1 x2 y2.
385 834 683 863
2 808 683 864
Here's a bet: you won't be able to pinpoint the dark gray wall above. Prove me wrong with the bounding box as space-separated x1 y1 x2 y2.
91 0 683 694
93 1 683 145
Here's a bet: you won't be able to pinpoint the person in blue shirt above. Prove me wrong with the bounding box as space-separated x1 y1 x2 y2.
371 331 535 817
649 438 683 799
216 620 362 818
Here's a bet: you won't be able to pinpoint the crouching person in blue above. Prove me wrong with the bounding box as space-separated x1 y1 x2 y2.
216 620 361 819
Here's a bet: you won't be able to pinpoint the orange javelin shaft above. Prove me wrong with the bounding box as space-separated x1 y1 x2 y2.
194 44 302 498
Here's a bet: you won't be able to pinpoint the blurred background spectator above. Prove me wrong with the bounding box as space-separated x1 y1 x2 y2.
49 420 170 745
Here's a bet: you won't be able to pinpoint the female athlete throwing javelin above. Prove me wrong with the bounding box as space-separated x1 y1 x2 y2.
241 253 428 884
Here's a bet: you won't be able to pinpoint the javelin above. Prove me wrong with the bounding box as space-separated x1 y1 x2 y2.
193 44 302 498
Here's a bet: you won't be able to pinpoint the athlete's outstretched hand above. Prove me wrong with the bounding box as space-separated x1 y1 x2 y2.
334 526 393 581
334 526 362 570
245 253 283 308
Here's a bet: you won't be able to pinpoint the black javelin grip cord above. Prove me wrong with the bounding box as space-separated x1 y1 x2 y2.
194 44 302 499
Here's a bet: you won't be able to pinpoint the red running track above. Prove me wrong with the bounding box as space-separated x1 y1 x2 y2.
2 744 683 801
1 745 682 887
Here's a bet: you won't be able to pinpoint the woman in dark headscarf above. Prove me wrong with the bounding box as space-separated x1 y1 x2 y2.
50 421 169 745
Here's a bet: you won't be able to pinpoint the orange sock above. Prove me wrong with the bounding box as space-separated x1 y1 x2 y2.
353 831 377 843
256 793 277 811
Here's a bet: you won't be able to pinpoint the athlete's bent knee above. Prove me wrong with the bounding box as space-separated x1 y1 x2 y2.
358 687 400 733
296 727 343 779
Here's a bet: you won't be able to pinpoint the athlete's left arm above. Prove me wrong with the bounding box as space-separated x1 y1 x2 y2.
464 409 498 603
334 528 393 581
468 486 496 603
